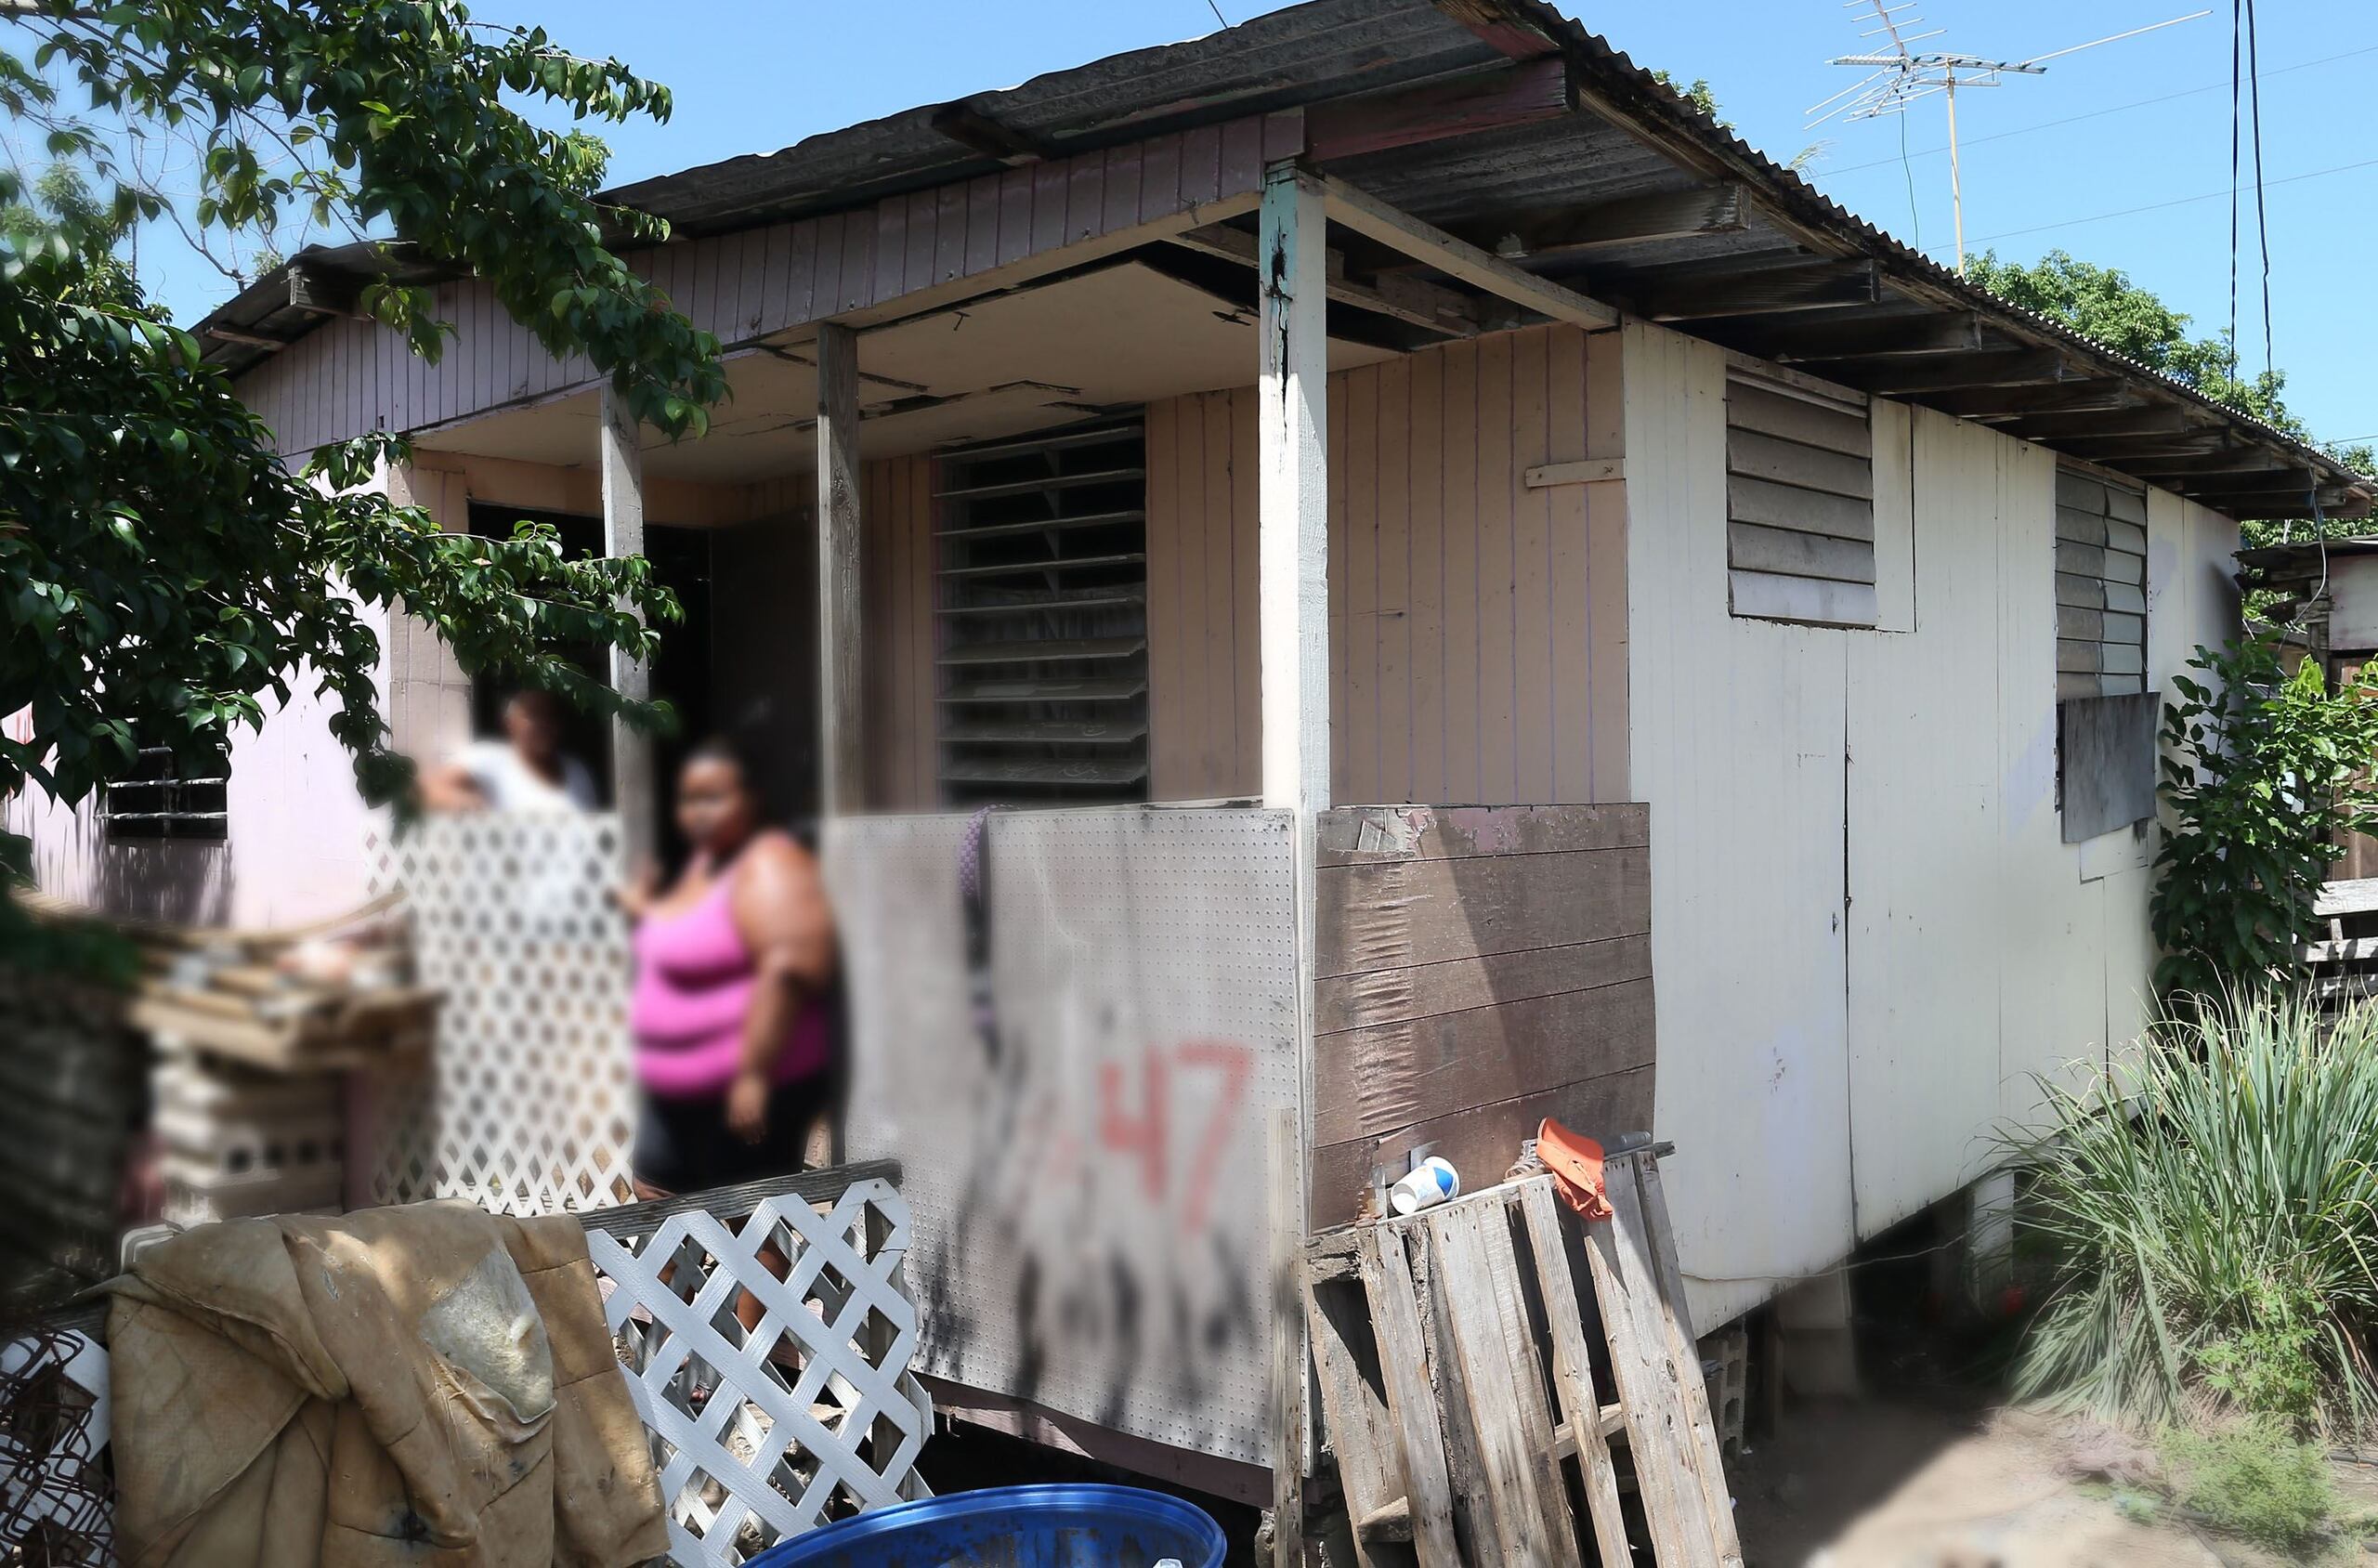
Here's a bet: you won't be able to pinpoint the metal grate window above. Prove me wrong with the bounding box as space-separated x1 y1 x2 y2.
2054 464 2148 698
1724 367 1877 629
933 420 1151 805
100 743 229 842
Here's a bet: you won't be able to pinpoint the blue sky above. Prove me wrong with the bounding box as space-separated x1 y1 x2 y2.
130 0 2378 449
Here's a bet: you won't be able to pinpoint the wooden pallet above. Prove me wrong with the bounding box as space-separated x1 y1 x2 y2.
1305 1150 1742 1568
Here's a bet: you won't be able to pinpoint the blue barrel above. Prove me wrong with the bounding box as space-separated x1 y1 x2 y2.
744 1483 1228 1568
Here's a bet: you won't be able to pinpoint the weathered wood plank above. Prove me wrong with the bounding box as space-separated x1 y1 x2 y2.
1726 381 1870 459
1726 428 1875 500
1625 1155 1747 1566
1728 568 1879 629
1581 1159 1719 1568
2056 571 2107 610
1315 802 1649 864
1304 1269 1400 1568
1307 57 1572 163
2058 638 2105 674
1313 934 1653 1035
1727 521 1878 585
1269 1105 1306 1567
1523 456 1625 488
2054 468 2108 514
1517 1181 1634 1568
1312 977 1656 1143
1728 474 1875 542
1425 1198 1580 1565
1357 1227 1461 1563
1316 846 1651 975
2055 504 2109 546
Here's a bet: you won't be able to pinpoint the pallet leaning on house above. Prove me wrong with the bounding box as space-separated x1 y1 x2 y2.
1303 1146 1741 1568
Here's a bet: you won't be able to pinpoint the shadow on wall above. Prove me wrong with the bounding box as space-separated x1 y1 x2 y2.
7 788 232 926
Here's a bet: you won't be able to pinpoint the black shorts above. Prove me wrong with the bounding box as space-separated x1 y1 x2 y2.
632 1075 831 1195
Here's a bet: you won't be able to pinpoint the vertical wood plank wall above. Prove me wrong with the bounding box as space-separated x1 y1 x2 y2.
1143 323 1627 805
860 455 941 810
1623 320 2241 1331
234 115 1300 459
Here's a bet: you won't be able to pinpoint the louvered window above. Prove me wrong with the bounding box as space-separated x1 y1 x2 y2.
2054 464 2148 698
934 421 1151 804
1725 368 1877 629
100 740 229 842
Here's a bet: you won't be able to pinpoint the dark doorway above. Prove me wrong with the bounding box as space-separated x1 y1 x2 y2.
464 504 713 862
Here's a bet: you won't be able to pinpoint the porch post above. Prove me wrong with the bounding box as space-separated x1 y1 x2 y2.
815 320 864 815
599 384 655 865
1257 157 1325 1562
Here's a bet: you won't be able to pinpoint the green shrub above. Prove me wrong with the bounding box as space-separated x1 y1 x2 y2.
2164 1418 2338 1554
2010 989 2378 1433
2151 632 2378 1000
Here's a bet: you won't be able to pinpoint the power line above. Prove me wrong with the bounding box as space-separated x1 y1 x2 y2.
2247 0 2272 378
1820 40 2378 179
1915 154 2378 255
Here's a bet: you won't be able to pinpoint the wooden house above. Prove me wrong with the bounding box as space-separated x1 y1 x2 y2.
13 0 2370 1496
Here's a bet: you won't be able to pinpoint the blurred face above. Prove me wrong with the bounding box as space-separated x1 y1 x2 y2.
503 693 564 765
677 754 756 855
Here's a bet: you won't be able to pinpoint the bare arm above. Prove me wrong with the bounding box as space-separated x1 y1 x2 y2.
727 833 838 1085
417 762 490 813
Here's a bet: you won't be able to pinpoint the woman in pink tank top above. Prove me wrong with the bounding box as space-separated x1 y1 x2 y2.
623 738 837 1198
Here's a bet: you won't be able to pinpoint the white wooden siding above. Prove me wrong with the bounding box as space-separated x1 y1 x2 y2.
1625 320 2240 1328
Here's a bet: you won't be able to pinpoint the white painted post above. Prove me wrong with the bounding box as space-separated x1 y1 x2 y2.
1258 163 1331 818
599 384 655 866
815 321 864 816
1257 158 1326 1567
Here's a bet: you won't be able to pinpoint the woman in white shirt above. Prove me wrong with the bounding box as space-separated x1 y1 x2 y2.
421 689 599 813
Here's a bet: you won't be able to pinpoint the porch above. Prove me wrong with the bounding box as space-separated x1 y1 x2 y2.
373 164 1654 1486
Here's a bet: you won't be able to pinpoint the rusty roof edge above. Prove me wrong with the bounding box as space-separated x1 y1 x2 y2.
1476 0 2367 512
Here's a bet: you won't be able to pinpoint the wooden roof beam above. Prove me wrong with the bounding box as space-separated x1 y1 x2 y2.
1836 347 2069 395
1462 183 1748 261
1997 404 2202 440
1945 379 2138 422
2127 448 2303 478
2184 484 2364 517
1169 223 1505 337
1620 259 1880 322
2047 430 2230 461
1723 310 1986 364
1316 173 1617 331
1308 59 1573 163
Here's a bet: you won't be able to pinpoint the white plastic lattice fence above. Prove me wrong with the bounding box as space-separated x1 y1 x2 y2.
585 1175 934 1567
363 812 636 1215
2 1170 931 1568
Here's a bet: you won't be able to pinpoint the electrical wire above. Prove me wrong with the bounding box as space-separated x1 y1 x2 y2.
1819 41 2378 179
2246 0 2273 379
1203 0 1229 27
2228 0 2242 380
1899 104 1920 248
1914 154 2378 255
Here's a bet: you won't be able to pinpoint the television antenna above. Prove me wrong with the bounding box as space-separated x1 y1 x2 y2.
1808 3 2209 275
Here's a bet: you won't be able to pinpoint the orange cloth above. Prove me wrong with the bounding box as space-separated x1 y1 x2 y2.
1536 1117 1614 1222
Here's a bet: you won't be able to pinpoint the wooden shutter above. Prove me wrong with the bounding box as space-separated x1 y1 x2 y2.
934 420 1152 804
2053 464 2149 698
1725 368 1877 628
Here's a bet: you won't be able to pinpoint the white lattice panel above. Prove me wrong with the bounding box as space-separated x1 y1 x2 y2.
586 1179 934 1566
364 812 635 1215
830 807 1300 1468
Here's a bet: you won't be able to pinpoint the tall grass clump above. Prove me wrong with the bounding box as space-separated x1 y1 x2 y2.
2012 988 2378 1434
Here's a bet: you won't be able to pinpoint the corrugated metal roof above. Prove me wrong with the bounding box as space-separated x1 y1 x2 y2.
192 0 2368 514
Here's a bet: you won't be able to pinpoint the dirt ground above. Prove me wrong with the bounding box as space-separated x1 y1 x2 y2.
1731 1394 2378 1567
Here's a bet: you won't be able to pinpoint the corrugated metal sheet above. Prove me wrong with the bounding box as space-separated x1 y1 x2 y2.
195 0 2363 510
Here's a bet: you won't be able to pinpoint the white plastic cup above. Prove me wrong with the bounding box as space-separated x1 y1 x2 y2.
1389 1156 1460 1216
